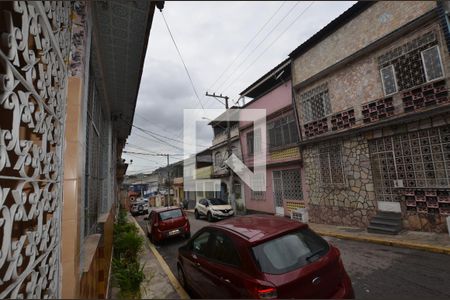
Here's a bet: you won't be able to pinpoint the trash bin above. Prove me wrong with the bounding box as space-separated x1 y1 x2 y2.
291 207 309 223
299 208 309 223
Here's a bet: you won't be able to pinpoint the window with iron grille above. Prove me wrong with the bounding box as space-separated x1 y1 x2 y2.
247 128 261 155
421 45 444 82
251 172 266 200
84 76 101 236
268 113 299 149
273 169 303 201
300 84 331 123
319 143 345 185
378 31 441 91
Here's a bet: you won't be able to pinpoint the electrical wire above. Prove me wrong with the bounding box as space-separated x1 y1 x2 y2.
222 2 315 95
160 10 205 110
135 112 183 138
207 1 287 92
215 1 301 93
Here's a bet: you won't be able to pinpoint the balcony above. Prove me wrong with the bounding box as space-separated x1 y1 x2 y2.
301 80 450 140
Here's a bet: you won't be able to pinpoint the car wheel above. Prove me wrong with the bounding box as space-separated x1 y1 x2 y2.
194 210 199 219
177 265 187 289
207 212 213 222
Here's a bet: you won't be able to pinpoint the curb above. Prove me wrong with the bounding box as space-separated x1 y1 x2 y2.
129 216 190 299
315 230 450 255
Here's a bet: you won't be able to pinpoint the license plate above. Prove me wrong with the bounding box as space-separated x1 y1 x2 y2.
169 229 180 236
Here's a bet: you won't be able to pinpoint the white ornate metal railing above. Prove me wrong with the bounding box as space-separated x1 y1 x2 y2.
0 1 70 298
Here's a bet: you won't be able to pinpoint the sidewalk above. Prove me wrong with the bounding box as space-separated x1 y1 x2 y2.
184 209 450 255
309 222 450 255
129 215 189 299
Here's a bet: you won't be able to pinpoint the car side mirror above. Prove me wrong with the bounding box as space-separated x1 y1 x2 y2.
205 203 209 207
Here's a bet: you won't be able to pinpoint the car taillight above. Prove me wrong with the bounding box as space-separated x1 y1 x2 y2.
256 287 277 299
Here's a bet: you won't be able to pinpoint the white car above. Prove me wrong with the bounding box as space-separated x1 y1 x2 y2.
194 198 234 222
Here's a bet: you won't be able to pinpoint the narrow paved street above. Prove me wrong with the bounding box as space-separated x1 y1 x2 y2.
136 213 450 299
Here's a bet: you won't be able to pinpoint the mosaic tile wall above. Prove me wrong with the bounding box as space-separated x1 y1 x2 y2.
304 136 377 227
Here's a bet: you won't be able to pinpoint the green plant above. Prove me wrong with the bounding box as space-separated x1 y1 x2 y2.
113 259 145 299
114 230 144 260
112 211 146 299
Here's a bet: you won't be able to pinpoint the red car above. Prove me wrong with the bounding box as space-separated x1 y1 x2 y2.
145 207 190 243
177 215 354 299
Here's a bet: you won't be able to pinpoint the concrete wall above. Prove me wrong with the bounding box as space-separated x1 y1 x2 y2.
292 1 437 85
240 80 292 128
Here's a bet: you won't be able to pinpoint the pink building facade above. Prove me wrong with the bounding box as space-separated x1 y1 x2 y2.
239 60 307 216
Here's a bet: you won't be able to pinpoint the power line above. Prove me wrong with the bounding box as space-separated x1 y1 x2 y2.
160 10 205 110
207 1 287 92
223 2 315 95
215 1 301 93
132 123 210 148
120 115 187 151
124 152 163 165
129 129 184 153
135 112 182 138
125 142 162 155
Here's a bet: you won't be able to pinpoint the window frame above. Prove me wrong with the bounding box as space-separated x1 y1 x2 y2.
206 230 242 268
246 131 254 156
246 128 262 156
380 64 398 96
267 113 299 150
190 230 213 258
421 45 445 82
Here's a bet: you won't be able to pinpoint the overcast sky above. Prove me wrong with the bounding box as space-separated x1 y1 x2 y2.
123 1 355 175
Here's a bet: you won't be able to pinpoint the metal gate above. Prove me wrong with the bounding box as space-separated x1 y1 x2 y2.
0 2 70 298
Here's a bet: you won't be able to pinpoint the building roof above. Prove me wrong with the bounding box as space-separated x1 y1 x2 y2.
91 1 159 140
208 107 240 127
289 1 374 59
239 58 291 99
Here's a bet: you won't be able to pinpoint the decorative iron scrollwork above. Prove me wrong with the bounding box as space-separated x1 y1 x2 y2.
0 1 70 298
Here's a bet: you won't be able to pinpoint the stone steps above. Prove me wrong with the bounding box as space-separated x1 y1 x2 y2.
367 211 402 235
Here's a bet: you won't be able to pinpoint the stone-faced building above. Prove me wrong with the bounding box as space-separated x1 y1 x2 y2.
239 60 305 217
290 1 450 233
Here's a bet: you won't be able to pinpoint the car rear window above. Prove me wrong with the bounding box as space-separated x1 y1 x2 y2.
251 228 329 275
159 209 183 221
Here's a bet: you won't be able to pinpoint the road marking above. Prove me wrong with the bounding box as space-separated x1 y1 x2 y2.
130 216 190 299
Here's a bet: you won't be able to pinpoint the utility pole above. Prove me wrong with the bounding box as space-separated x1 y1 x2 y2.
205 92 236 213
155 153 171 207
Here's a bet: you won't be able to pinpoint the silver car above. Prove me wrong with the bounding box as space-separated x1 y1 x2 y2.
130 199 149 216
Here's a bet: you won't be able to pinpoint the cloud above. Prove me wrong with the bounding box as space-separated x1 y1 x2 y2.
124 1 356 174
